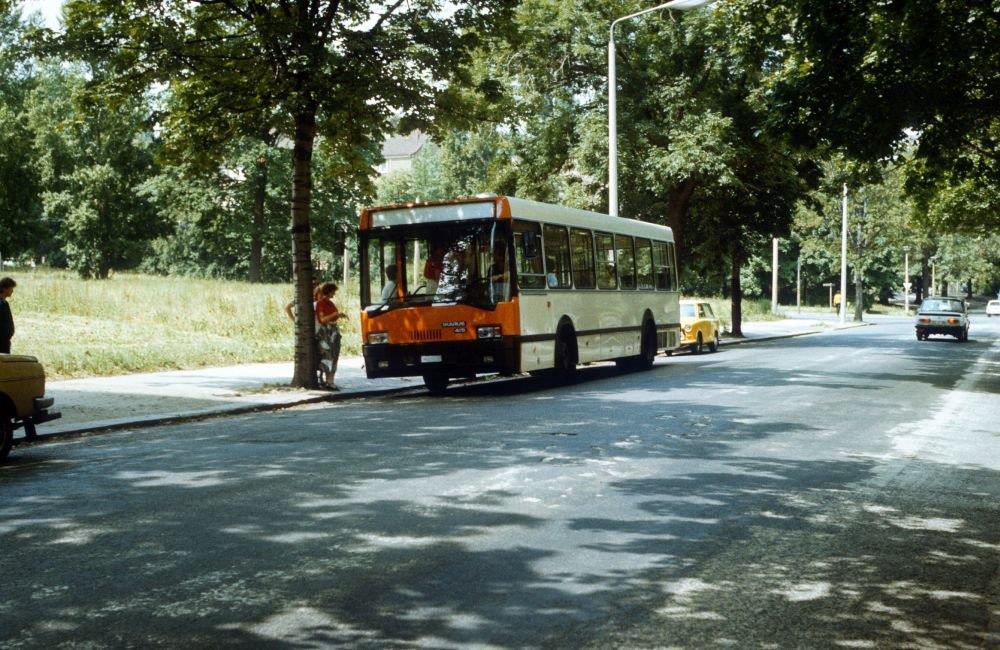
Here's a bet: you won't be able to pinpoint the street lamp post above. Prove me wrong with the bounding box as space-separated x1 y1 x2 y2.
608 0 713 217
839 183 848 323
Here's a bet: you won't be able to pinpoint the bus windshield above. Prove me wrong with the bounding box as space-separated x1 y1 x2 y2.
364 221 511 311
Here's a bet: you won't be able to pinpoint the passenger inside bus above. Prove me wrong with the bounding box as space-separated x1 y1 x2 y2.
423 242 446 295
366 264 397 312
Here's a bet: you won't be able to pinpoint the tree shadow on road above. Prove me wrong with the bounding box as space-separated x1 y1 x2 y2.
1 332 997 647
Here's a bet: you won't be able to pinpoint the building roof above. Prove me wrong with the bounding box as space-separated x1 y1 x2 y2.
381 131 429 159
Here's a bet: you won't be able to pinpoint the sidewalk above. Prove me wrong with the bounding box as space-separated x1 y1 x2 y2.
23 318 867 443
40 358 420 438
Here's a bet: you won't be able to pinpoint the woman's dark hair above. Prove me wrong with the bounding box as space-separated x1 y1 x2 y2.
320 282 338 296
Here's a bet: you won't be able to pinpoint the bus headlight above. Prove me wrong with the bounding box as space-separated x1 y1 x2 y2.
368 332 389 344
477 326 501 339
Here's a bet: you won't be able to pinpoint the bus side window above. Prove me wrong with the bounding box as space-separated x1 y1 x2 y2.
570 228 595 289
636 239 654 290
543 224 572 288
513 221 545 289
616 236 636 290
595 232 617 290
653 241 670 290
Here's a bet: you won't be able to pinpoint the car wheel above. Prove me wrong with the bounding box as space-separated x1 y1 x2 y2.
422 373 449 395
0 408 12 463
694 332 703 355
709 331 719 353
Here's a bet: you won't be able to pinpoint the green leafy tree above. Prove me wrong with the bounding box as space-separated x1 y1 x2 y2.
26 63 165 278
770 1 1000 230
0 4 46 259
51 0 515 386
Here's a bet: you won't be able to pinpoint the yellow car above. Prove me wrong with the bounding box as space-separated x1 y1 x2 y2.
1 354 60 462
679 300 721 354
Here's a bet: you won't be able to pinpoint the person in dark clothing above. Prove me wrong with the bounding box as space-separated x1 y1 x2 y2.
0 277 16 354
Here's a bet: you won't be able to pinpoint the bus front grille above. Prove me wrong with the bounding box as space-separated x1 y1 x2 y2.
409 329 443 342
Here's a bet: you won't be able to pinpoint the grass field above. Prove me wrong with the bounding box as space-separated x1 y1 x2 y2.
9 269 361 379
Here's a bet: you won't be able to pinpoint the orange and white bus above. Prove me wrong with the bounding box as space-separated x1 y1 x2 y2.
359 195 681 392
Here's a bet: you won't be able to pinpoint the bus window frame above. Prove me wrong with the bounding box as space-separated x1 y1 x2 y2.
542 223 573 290
653 240 671 291
636 238 655 290
569 227 596 290
512 220 546 291
615 235 636 290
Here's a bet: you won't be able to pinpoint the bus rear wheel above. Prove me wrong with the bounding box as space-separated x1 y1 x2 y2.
422 373 449 395
637 321 656 370
554 326 578 383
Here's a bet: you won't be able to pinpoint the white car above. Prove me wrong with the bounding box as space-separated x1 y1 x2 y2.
987 300 1000 317
915 296 969 342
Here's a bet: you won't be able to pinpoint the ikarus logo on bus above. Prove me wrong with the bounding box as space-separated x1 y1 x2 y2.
442 320 466 334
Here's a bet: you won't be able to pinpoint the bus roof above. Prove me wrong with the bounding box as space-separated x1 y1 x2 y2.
360 195 674 242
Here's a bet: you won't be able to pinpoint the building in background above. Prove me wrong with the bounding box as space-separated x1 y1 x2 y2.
378 131 429 174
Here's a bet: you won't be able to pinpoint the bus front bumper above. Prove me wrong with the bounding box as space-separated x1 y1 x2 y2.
363 339 519 379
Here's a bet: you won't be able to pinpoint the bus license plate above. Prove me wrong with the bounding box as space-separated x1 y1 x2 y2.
421 355 443 363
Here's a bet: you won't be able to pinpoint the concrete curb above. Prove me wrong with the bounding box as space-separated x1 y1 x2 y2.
14 321 874 448
13 384 419 449
719 320 871 346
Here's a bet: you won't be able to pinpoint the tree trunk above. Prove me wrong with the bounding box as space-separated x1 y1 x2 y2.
665 180 697 267
249 160 267 283
290 109 318 388
919 247 932 301
249 127 275 283
853 273 864 321
729 250 743 338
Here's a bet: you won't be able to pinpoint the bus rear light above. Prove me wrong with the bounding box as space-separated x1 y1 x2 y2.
368 332 390 344
919 317 930 324
477 326 502 339
378 361 390 368
947 318 959 325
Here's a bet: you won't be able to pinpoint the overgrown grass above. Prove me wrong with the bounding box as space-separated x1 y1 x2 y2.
9 269 361 379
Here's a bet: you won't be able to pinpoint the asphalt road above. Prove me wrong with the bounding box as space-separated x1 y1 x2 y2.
2 315 998 648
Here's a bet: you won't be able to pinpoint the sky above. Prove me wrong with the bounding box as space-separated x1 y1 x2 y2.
21 0 63 28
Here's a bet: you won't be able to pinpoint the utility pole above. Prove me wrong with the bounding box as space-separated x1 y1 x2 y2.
904 252 911 315
771 237 779 314
853 198 864 322
840 184 848 323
